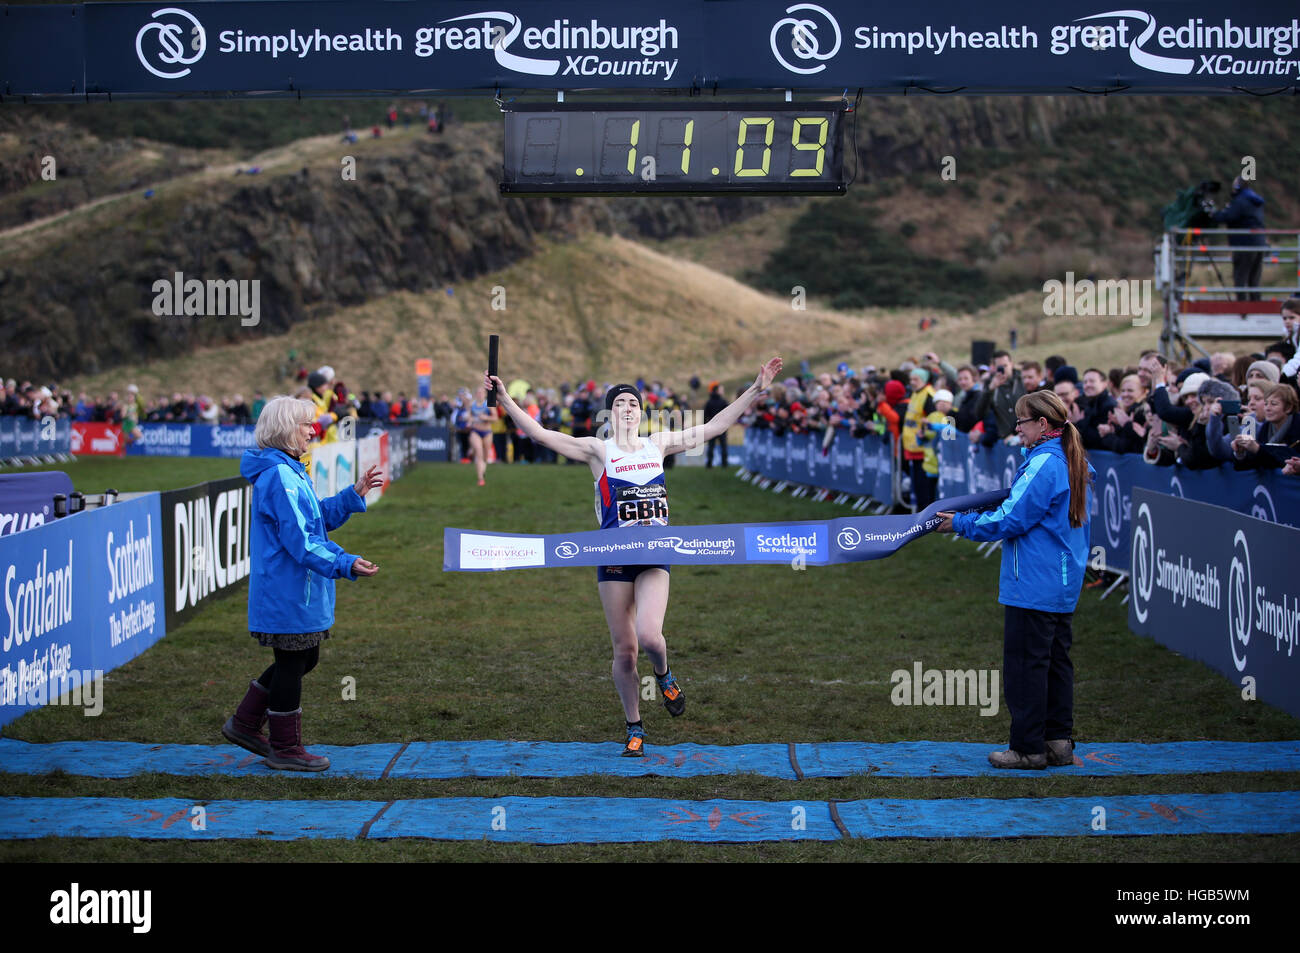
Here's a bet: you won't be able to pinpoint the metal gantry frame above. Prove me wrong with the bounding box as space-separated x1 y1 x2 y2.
1155 226 1300 364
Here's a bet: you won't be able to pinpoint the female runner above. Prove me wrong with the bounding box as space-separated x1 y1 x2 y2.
487 357 782 756
467 386 493 486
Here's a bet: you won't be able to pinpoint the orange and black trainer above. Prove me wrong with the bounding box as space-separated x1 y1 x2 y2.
656 670 685 717
623 723 646 757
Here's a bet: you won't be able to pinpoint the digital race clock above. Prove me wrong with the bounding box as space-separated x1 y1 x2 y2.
500 102 848 196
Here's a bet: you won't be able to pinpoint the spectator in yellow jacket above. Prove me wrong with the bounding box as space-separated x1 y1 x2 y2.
902 368 937 509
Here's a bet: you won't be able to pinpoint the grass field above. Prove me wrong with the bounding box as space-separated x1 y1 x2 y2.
3 456 1298 862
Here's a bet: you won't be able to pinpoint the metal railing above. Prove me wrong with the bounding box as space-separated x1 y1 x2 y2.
1155 227 1299 361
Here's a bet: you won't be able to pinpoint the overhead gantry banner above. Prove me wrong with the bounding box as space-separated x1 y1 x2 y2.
3 1 1298 100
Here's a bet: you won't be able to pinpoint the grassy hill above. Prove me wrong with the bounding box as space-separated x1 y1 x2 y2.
5 94 1298 391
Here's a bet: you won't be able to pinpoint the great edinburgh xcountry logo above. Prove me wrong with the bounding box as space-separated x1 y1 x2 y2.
1065 10 1195 74
1103 467 1124 550
415 11 683 82
1052 10 1300 79
1227 529 1252 672
136 7 206 80
1168 475 1184 498
1131 501 1156 624
770 3 841 75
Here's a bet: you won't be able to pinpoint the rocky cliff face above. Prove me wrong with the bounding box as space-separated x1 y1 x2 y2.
0 97 1106 381
848 95 1105 179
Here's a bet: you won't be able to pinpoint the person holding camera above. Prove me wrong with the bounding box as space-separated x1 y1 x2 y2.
972 351 1026 445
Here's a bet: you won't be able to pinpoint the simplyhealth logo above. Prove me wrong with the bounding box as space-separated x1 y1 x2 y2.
136 7 206 79
1130 500 1156 624
1227 529 1252 672
770 3 841 75
744 526 826 561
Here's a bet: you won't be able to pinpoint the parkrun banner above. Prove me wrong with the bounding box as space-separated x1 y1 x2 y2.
4 2 1299 98
0 494 166 727
159 477 252 630
0 472 74 538
743 429 894 504
0 416 72 461
442 490 1007 571
126 423 260 458
1128 488 1299 719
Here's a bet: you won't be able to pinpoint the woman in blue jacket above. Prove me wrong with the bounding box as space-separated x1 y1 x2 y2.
222 396 383 771
937 390 1094 769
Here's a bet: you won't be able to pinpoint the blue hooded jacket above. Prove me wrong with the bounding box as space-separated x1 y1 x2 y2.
240 446 366 633
951 438 1094 613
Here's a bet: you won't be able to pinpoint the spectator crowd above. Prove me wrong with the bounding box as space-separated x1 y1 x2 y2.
742 297 1300 506
8 297 1298 486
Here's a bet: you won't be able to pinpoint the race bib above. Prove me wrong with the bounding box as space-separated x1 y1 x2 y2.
615 484 668 526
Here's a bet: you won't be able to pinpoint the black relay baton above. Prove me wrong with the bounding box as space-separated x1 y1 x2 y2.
487 334 499 407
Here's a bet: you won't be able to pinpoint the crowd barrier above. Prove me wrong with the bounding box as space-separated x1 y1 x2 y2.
0 425 416 726
160 476 252 630
416 425 452 462
742 428 1300 574
69 421 425 463
1128 489 1299 719
742 429 895 505
1 416 72 463
1 494 166 725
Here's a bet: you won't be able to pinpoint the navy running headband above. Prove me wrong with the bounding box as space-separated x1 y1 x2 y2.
604 384 642 413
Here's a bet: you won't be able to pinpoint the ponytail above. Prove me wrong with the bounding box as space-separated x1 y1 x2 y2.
1059 421 1091 528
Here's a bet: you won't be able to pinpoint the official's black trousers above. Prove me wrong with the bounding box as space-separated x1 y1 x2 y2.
1002 605 1074 755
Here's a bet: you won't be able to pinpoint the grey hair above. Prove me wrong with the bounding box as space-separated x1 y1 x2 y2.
255 396 315 454
1198 379 1238 403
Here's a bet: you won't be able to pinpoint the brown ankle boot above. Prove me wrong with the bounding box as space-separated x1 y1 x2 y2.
221 680 271 756
264 709 330 772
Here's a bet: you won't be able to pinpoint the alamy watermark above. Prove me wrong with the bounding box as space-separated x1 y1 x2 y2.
1042 272 1151 327
50 883 150 933
594 408 707 455
152 271 261 327
890 661 1000 716
1 664 103 717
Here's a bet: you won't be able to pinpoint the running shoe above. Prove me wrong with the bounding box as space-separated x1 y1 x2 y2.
657 670 685 717
622 723 645 757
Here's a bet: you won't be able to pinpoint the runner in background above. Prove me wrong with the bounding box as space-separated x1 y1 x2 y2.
468 386 492 486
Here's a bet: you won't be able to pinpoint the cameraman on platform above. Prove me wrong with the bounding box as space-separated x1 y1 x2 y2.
1209 176 1267 301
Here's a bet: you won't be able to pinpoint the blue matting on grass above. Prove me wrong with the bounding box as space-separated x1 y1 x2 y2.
2 738 1298 780
835 791 1300 839
791 740 1300 778
387 741 796 779
2 792 1298 842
